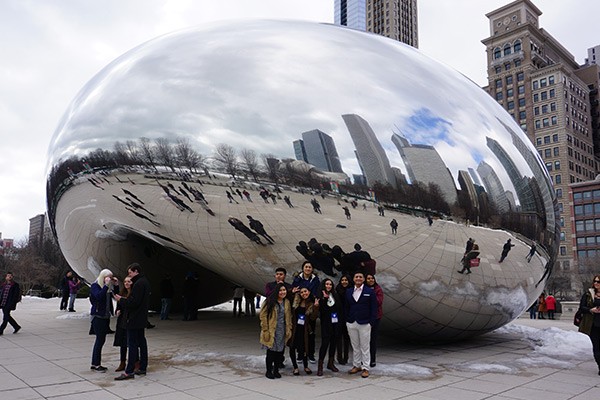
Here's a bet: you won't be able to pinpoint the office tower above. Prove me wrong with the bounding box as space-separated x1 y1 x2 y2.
296 129 344 173
342 114 397 189
585 45 600 65
482 0 596 271
391 133 457 204
334 0 418 48
477 161 510 213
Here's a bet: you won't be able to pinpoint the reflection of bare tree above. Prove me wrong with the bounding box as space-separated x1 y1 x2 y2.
155 138 176 172
261 153 279 183
175 138 196 172
240 149 260 182
113 141 130 166
139 137 158 171
125 140 140 164
213 143 238 178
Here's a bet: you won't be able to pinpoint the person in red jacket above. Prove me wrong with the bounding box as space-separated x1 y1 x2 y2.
545 293 557 320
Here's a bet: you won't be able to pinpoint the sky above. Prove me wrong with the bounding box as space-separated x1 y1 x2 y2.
1 0 599 241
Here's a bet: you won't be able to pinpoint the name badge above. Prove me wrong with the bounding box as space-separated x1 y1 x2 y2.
363 293 370 297
331 312 338 323
297 314 305 325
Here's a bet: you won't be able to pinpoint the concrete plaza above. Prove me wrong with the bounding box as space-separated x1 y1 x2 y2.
0 297 598 400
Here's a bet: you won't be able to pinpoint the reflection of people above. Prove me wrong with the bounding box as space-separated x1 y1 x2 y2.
259 283 292 379
427 215 433 226
499 239 514 263
458 244 480 274
247 215 275 244
345 271 377 378
0 272 22 336
342 206 351 220
390 219 398 235
228 217 264 245
526 243 536 262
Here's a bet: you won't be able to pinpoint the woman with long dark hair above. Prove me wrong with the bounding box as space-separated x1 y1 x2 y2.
289 287 318 375
335 274 351 365
316 278 340 376
578 274 600 374
113 276 133 372
365 273 383 368
259 283 292 379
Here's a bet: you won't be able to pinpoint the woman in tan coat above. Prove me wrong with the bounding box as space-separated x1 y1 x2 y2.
259 283 292 379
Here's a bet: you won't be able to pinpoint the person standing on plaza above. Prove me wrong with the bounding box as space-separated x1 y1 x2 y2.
67 274 81 312
527 298 538 319
232 285 245 317
315 278 340 376
259 283 292 379
289 287 318 375
345 271 377 378
577 275 600 375
59 271 72 311
113 276 134 372
265 267 293 300
159 274 174 320
244 288 257 317
335 275 351 365
89 269 118 372
0 272 22 335
114 263 151 380
182 272 199 321
538 292 547 319
292 261 320 363
365 273 383 368
545 293 557 320
390 219 398 235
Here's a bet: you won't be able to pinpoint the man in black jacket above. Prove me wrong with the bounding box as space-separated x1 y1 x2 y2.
0 272 22 335
114 263 151 380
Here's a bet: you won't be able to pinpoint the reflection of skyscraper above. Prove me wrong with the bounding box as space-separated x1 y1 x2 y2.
295 129 343 173
342 114 397 189
334 0 418 48
477 161 510 213
391 133 457 204
458 170 480 219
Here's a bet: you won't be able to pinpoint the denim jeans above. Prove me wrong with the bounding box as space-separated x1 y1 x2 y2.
125 328 148 374
160 298 172 320
91 317 109 366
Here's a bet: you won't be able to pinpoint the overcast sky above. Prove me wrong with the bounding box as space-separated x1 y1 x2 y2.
1 0 598 241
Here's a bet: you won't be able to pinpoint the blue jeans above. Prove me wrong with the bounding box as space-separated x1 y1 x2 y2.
125 328 148 374
68 294 77 310
91 317 109 366
160 298 172 320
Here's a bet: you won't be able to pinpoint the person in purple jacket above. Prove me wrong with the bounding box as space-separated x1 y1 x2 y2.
345 271 378 378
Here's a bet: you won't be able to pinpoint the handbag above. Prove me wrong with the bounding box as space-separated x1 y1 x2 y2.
469 258 480 267
574 309 583 327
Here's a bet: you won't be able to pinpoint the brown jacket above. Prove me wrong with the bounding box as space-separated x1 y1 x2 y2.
289 293 318 350
259 299 292 348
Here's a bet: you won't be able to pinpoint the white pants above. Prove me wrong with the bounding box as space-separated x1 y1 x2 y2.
347 321 371 370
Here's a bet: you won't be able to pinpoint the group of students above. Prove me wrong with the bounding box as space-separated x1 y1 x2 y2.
259 262 383 379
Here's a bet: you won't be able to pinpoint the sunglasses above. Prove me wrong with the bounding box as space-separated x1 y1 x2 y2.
594 280 600 283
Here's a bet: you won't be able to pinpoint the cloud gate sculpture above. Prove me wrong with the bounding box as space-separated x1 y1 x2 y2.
46 20 557 341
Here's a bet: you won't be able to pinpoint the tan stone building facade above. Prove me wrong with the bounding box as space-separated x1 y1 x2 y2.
482 0 596 272
366 0 418 48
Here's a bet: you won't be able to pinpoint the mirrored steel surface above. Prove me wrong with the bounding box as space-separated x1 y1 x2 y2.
46 20 557 341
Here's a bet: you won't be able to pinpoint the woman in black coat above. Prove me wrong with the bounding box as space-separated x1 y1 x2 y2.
316 278 341 376
335 274 351 364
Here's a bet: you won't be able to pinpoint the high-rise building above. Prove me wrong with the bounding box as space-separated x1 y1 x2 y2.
342 114 397 189
482 0 596 271
294 129 343 173
334 0 418 48
585 45 600 65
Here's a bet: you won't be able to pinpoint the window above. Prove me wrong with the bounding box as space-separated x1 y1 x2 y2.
540 78 547 87
595 203 600 213
545 162 552 171
505 63 511 71
507 88 514 97
552 134 558 142
515 59 521 67
549 75 555 84
577 237 586 245
506 75 513 85
550 102 556 111
560 246 566 256
517 72 524 81
544 149 551 157
541 91 548 100
554 160 560 169
586 220 595 231
543 136 550 144
518 98 526 107
551 116 557 125
556 175 562 184
504 44 512 56
496 92 503 100
574 192 582 200
560 231 566 240
535 120 541 129
556 188 562 198
536 137 542 145
576 220 585 232
550 88 555 98
543 118 549 127
533 80 539 90
514 41 522 52
575 205 584 215
586 204 594 214
519 111 526 120
534 107 540 116
494 48 501 59
560 217 565 227
533 93 539 102
542 105 548 114
508 101 515 110
495 66 501 74
495 79 502 88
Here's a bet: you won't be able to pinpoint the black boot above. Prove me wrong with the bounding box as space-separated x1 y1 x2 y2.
317 360 324 376
265 350 275 379
327 358 339 372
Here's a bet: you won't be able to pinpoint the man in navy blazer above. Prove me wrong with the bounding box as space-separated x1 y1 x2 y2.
345 271 378 378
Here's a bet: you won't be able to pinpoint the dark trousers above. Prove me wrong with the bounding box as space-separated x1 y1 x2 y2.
183 297 197 320
290 345 308 369
369 318 381 363
60 292 69 310
590 326 600 369
91 317 109 366
0 307 20 332
125 328 148 374
548 310 555 319
265 349 283 373
308 320 316 358
318 322 338 361
233 298 243 317
337 322 350 362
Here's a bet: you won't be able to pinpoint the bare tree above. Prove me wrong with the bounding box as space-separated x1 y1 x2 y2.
113 141 129 166
125 140 140 165
139 137 158 171
155 137 176 172
213 143 239 178
175 137 204 172
261 153 280 183
240 148 261 182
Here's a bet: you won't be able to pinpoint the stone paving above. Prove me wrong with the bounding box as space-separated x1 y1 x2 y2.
1 297 599 400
